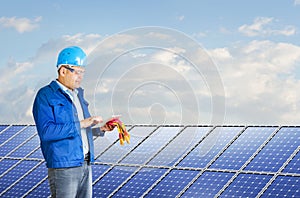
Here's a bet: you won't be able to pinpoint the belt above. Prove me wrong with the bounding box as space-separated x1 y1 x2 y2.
84 152 90 161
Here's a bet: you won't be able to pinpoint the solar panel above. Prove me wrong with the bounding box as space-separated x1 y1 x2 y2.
219 173 273 197
146 169 199 197
96 126 156 163
25 179 50 197
0 126 37 156
261 175 299 197
0 124 299 197
210 127 276 170
180 171 234 197
177 126 243 168
0 159 19 175
0 160 39 196
147 126 211 166
9 135 40 158
113 167 168 197
245 127 300 172
282 149 300 174
93 166 138 197
0 125 9 133
1 162 46 197
120 126 182 165
0 125 27 145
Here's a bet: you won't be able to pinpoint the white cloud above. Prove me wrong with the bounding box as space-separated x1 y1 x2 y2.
239 17 273 36
0 33 103 123
209 48 232 60
0 16 42 33
2 30 300 125
295 0 300 5
209 40 300 124
238 17 296 37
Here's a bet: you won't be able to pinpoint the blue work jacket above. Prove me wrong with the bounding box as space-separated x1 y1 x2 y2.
32 80 104 168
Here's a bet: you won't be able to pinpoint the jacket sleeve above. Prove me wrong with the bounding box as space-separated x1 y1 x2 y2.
32 89 79 142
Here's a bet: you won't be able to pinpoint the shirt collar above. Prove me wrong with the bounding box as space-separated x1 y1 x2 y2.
56 80 78 101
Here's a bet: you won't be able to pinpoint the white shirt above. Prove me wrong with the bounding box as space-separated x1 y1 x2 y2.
56 80 89 155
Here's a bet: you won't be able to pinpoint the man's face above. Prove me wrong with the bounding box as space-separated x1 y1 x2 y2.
59 65 85 90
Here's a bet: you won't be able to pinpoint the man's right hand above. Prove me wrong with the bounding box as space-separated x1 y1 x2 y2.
80 116 103 128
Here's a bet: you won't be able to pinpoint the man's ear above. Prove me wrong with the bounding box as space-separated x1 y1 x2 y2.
58 67 66 77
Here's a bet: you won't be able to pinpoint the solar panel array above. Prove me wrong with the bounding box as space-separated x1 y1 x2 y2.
0 124 299 197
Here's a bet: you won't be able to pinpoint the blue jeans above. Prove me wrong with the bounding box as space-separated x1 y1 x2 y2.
48 161 92 198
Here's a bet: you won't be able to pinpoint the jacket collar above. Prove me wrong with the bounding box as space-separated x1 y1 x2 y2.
49 80 84 98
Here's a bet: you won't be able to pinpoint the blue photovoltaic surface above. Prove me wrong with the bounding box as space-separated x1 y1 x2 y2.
0 125 26 145
0 125 299 197
121 127 182 165
282 150 300 174
210 127 276 170
9 135 40 158
93 126 126 158
93 166 137 197
220 173 272 197
148 127 210 166
178 127 243 168
146 169 199 197
0 159 19 175
25 179 50 197
0 125 9 133
2 162 47 197
181 171 234 197
0 160 39 195
27 147 44 159
261 175 299 197
92 164 110 183
113 167 168 197
245 127 300 172
0 126 37 156
97 126 156 163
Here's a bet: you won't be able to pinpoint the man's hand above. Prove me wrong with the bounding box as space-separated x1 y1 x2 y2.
80 116 103 128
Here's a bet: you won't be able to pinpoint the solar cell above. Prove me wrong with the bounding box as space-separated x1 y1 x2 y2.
181 171 234 197
0 159 19 175
93 126 134 158
148 126 210 166
0 125 26 145
178 127 243 168
120 126 182 165
261 175 299 197
210 127 276 170
92 164 110 183
9 135 40 158
245 127 300 172
282 149 300 174
219 173 272 197
25 179 50 197
0 160 39 196
145 169 199 197
1 162 47 197
27 147 44 159
93 166 138 197
0 126 37 156
113 167 167 197
0 125 9 133
96 126 156 163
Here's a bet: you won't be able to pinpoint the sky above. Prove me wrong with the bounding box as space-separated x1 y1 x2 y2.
0 0 300 126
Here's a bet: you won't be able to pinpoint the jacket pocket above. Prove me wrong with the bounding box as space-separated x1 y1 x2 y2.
49 99 72 122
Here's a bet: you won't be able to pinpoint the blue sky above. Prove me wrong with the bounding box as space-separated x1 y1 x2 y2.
1 0 300 125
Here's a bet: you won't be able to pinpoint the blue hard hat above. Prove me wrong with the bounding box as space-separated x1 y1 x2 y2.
56 46 87 68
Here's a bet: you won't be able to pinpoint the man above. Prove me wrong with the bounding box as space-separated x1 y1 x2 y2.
32 46 113 198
